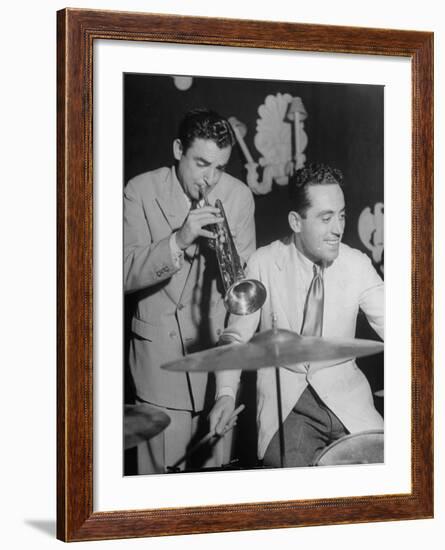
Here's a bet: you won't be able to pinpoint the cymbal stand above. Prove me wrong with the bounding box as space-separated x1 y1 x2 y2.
274 366 286 468
271 314 286 468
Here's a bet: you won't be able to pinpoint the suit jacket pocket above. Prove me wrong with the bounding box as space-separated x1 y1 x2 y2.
132 317 162 341
131 316 184 362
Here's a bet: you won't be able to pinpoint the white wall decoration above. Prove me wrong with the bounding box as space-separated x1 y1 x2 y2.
229 93 308 195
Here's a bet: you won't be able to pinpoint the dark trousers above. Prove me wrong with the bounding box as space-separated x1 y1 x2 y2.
263 385 348 468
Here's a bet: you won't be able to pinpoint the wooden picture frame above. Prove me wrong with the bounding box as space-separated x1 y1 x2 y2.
57 8 433 542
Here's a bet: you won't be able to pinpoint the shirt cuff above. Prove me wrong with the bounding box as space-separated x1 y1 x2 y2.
215 386 236 401
169 232 184 269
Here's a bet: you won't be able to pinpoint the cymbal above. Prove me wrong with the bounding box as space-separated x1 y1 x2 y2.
161 328 384 373
124 404 171 450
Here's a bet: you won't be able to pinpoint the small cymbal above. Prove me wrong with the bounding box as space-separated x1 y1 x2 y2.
124 404 171 450
162 329 384 373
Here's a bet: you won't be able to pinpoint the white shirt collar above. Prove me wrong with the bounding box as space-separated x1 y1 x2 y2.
291 237 321 274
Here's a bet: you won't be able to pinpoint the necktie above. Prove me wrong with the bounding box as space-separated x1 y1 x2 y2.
300 264 324 337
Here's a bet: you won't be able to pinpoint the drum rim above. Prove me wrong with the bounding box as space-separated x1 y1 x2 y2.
312 428 384 466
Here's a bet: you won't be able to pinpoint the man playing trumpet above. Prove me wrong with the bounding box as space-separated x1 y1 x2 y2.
124 108 256 474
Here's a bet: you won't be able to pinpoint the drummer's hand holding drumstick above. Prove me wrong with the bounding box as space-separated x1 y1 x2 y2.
209 396 240 436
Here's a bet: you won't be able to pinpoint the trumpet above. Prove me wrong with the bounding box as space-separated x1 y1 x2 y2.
200 190 267 316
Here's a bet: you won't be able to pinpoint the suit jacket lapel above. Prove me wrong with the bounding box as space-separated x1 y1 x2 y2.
273 239 307 333
155 167 196 305
155 167 190 231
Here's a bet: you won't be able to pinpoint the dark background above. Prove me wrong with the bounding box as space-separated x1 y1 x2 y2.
124 73 384 472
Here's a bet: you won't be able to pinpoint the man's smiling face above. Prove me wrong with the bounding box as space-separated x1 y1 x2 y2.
291 183 346 265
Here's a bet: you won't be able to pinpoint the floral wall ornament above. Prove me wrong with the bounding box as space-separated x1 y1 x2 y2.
229 94 308 195
358 202 384 274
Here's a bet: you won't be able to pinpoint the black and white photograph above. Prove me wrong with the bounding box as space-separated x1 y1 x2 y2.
123 73 385 476
2 0 441 546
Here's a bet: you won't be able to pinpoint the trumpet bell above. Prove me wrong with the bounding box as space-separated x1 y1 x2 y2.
225 278 267 316
200 194 268 316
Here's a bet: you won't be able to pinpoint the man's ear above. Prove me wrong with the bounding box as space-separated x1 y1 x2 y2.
288 210 303 234
173 139 183 161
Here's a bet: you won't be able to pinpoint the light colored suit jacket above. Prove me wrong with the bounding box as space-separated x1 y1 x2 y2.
216 238 384 458
124 166 256 411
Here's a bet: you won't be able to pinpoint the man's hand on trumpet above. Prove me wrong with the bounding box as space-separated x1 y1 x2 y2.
175 205 223 250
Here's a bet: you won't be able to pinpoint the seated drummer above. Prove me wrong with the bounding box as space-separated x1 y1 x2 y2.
209 163 384 467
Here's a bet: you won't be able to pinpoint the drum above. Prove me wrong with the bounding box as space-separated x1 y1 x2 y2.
312 430 384 466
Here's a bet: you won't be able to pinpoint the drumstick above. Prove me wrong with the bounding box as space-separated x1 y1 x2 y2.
168 404 245 471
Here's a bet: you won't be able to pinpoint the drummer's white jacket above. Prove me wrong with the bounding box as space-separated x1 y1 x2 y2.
216 237 384 459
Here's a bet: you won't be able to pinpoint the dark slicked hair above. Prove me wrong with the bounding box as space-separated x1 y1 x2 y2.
178 108 236 153
289 163 344 217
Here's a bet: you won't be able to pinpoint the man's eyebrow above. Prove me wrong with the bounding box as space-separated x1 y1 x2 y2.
317 207 346 216
194 156 227 170
194 156 211 165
